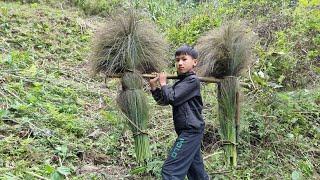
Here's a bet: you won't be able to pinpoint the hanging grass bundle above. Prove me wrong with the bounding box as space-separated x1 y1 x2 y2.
195 21 255 167
90 9 168 75
90 9 169 163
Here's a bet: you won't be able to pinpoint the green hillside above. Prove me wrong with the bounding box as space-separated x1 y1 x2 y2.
0 0 319 179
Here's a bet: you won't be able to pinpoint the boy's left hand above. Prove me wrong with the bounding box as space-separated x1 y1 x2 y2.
159 72 167 87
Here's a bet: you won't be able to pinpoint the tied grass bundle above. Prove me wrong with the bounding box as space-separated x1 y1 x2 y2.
195 21 255 78
90 9 169 163
117 72 151 163
90 9 168 75
195 21 255 167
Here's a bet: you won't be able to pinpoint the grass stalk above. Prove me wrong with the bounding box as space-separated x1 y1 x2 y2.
117 72 151 163
218 76 239 167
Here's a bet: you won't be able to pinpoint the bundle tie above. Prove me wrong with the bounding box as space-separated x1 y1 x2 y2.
119 110 149 136
133 131 148 137
221 140 238 146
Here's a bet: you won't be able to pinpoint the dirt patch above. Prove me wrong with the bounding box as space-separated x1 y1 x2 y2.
76 150 112 165
76 164 128 178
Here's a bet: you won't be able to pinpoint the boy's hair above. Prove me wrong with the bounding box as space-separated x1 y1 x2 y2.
175 45 198 59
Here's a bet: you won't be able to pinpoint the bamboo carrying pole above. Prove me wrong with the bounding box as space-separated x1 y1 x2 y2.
106 74 251 89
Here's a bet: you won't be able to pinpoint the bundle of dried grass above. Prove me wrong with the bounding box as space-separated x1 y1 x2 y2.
90 9 168 75
195 21 255 167
195 21 255 78
90 9 169 163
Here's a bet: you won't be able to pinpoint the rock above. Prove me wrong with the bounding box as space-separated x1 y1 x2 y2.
88 129 104 140
0 135 5 140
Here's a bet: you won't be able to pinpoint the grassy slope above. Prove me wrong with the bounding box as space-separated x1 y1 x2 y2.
0 1 319 179
0 2 178 179
0 2 132 179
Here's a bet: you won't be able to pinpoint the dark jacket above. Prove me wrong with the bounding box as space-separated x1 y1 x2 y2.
151 72 205 134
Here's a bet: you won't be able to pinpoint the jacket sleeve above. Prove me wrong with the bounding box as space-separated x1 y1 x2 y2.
161 76 199 106
150 88 170 106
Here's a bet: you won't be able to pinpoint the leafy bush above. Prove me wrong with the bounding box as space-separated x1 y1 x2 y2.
168 14 218 46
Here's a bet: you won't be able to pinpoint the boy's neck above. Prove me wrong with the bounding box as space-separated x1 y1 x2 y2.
177 71 195 79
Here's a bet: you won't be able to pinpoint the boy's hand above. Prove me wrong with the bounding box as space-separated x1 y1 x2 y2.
159 72 167 87
149 73 159 91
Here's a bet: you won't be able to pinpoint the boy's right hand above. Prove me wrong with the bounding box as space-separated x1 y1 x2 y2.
149 73 159 91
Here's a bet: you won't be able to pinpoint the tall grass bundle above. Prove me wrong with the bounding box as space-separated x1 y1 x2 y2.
195 21 255 167
195 21 255 78
90 9 168 163
90 9 168 76
217 76 239 167
117 72 151 163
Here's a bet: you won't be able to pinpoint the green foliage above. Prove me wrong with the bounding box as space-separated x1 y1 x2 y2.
0 0 319 179
70 0 124 15
238 87 319 179
0 1 125 178
168 14 217 46
252 0 319 89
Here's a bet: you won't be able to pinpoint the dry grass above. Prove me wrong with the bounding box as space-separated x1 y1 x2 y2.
90 9 169 76
195 21 256 78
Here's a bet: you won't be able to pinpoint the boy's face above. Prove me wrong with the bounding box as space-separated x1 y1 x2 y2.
175 54 197 74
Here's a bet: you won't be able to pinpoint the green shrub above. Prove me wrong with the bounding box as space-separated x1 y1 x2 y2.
168 14 218 46
71 0 123 15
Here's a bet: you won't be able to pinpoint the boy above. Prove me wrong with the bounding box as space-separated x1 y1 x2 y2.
149 45 209 180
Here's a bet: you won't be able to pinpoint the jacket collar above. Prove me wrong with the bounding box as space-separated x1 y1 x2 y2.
177 71 195 80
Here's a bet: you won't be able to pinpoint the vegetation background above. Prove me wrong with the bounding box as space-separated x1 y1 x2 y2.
0 0 319 179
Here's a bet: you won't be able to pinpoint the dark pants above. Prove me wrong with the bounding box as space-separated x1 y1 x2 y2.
162 130 209 180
